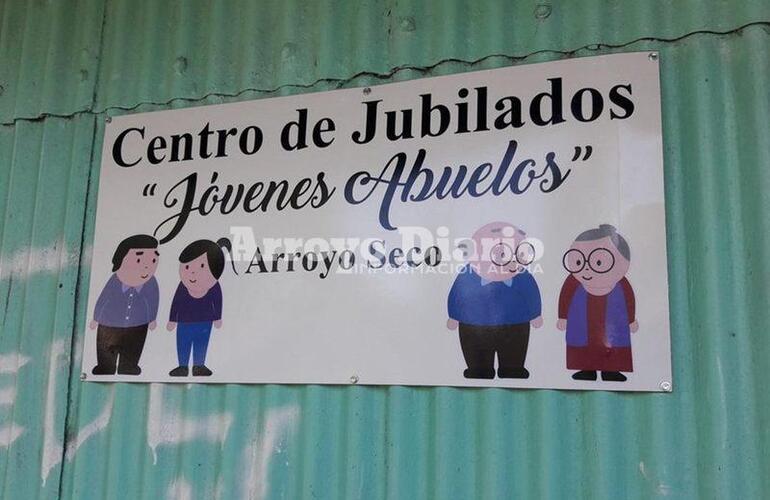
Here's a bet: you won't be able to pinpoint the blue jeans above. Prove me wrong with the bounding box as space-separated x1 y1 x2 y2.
177 322 212 367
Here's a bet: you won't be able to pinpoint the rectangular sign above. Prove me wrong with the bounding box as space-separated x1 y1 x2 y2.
82 52 672 391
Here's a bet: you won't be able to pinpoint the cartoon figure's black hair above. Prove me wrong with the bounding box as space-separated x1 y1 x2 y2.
178 238 237 278
111 234 159 272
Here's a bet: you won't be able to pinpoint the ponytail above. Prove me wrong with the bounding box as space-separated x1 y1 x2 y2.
216 237 238 275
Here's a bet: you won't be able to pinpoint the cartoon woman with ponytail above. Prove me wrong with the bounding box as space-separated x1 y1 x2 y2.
167 238 236 377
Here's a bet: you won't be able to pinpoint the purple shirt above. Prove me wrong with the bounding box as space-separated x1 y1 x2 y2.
169 282 222 324
93 274 159 328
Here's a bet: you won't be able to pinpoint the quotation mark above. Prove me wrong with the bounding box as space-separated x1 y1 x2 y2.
142 183 158 197
571 145 593 162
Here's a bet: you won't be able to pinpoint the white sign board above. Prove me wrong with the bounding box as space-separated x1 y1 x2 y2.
82 52 672 391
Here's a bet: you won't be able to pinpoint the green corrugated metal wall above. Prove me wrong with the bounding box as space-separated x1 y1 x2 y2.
1 1 769 499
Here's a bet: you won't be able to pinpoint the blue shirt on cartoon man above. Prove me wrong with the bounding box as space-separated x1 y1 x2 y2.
448 266 542 326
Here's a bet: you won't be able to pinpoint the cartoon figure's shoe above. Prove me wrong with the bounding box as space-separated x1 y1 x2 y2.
118 365 141 375
463 368 495 379
498 367 530 379
91 365 115 375
169 366 189 377
192 365 213 376
572 370 597 381
601 371 627 382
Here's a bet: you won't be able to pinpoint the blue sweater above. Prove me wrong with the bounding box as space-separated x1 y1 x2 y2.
169 282 223 324
448 266 542 326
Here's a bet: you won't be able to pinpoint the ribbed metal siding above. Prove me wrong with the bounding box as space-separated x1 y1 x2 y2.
0 115 95 499
0 2 769 499
0 1 104 124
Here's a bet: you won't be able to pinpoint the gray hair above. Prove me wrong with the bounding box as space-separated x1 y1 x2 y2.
575 224 631 261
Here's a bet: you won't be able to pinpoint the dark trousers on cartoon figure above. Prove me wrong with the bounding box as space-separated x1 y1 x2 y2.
459 323 530 379
92 324 148 375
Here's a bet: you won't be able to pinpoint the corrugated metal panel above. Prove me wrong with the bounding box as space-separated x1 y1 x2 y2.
92 0 770 113
0 2 768 499
0 114 95 498
0 0 105 124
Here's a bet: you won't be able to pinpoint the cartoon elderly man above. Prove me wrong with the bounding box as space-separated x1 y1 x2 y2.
447 222 543 379
90 234 160 376
557 224 638 382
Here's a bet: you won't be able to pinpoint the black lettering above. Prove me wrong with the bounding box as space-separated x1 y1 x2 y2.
530 78 565 126
368 240 386 269
215 128 238 157
385 109 414 141
147 136 167 164
245 247 269 274
352 100 381 144
239 126 263 154
424 246 441 266
420 93 449 137
198 123 214 159
281 109 308 151
474 87 489 132
571 88 604 122
609 84 635 119
112 127 144 167
455 88 470 134
169 133 193 162
312 118 335 148
494 97 525 129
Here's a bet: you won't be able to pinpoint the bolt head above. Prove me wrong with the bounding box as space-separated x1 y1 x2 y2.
659 381 672 392
349 375 359 384
534 4 552 19
362 87 371 95
648 52 659 62
105 116 112 123
80 372 87 381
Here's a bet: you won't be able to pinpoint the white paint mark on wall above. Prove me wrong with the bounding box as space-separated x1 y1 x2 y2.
147 384 233 464
0 240 79 281
241 405 299 500
166 477 193 500
41 340 115 485
0 387 16 406
214 475 225 500
41 340 68 486
0 352 30 373
0 423 24 447
0 350 30 448
64 390 115 461
639 459 672 496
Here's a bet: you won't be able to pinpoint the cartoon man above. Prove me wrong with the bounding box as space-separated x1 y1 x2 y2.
90 234 160 375
557 224 638 382
447 222 543 379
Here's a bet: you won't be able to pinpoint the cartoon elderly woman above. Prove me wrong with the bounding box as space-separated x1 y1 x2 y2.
557 224 638 382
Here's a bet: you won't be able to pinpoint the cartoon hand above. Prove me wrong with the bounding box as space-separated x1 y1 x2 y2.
630 320 639 333
530 316 543 328
446 318 459 330
148 320 157 331
89 320 98 330
214 320 223 329
166 321 176 331
556 319 567 331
